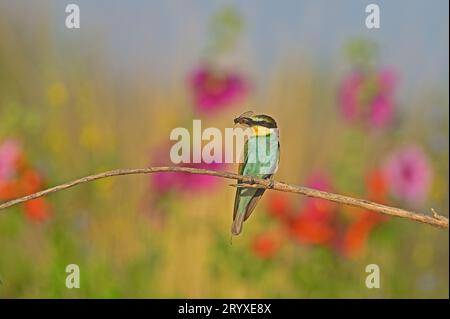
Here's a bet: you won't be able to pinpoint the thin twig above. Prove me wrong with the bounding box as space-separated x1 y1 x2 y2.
0 166 447 229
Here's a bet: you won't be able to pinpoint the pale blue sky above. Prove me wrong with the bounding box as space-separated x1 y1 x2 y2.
1 0 449 98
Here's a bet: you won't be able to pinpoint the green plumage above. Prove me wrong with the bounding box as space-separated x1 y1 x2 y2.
231 131 279 235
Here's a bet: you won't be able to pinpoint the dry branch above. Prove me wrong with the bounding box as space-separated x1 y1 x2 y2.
0 166 447 229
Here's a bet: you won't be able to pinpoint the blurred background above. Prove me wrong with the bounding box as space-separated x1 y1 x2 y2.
0 0 448 298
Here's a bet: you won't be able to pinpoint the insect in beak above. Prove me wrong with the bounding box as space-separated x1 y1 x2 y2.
234 111 254 127
233 116 252 126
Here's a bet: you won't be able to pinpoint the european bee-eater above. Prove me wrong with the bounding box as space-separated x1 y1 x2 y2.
232 111 280 235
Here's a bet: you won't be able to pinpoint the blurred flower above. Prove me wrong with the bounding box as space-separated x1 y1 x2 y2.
339 68 396 129
339 72 361 122
80 124 102 150
286 172 337 246
263 170 391 259
370 94 393 128
340 212 377 258
338 167 390 258
189 64 249 114
267 193 290 221
24 198 51 223
0 139 23 180
18 169 43 195
0 139 51 222
366 167 388 203
383 145 432 204
365 168 390 225
150 143 226 194
178 161 225 190
302 172 336 221
145 142 226 227
46 81 68 108
0 179 19 200
287 207 337 246
251 232 280 259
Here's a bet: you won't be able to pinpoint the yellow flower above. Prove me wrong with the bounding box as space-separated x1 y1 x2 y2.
47 82 68 107
80 124 101 149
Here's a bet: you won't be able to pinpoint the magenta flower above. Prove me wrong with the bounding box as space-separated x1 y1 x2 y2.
0 139 23 180
152 161 225 193
144 143 226 227
150 143 226 194
177 161 225 191
189 64 249 114
302 171 336 223
305 171 332 192
370 94 393 128
339 68 396 129
383 146 432 204
339 72 363 123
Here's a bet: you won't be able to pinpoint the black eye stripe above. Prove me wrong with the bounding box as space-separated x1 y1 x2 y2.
251 120 276 128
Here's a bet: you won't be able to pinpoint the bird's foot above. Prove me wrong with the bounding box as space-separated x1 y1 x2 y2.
267 180 275 189
248 177 256 185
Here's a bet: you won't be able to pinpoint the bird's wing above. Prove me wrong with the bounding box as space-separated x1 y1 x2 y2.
233 137 271 222
233 139 249 221
237 137 248 176
243 188 265 221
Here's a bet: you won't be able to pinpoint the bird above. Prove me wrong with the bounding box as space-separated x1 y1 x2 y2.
231 111 280 236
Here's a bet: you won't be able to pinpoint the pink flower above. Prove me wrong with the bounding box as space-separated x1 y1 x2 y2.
305 171 332 191
189 64 249 114
383 146 432 204
0 139 23 180
370 94 393 128
377 69 396 92
339 72 363 123
303 172 336 222
338 68 396 129
150 144 183 194
180 162 224 191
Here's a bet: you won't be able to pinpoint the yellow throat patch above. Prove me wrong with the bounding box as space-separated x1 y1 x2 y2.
252 125 273 136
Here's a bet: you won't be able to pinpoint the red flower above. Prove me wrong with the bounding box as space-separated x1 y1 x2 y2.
0 179 19 200
340 212 377 258
366 168 388 203
24 198 51 223
338 168 391 258
288 201 336 245
0 139 52 222
251 232 280 259
267 193 290 221
261 170 389 258
365 168 389 224
281 172 338 246
18 169 43 195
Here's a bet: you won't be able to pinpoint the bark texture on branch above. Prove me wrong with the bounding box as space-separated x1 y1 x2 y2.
0 166 447 229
